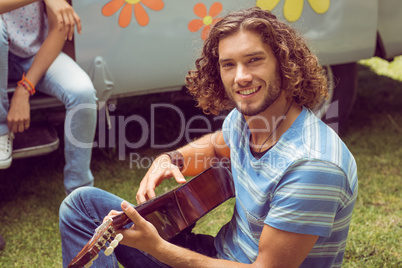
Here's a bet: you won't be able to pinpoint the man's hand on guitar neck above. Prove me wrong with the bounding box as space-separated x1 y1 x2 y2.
115 201 164 253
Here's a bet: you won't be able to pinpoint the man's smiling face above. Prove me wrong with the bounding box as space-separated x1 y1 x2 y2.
218 30 283 116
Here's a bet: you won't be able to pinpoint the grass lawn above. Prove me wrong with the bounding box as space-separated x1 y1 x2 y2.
0 56 401 267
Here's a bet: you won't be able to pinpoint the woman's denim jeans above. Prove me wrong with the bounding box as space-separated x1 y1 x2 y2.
0 19 97 194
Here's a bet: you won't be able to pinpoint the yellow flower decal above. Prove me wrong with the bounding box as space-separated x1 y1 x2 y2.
102 0 164 28
256 0 330 22
188 2 223 40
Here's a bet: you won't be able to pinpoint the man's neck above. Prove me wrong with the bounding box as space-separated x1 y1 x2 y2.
246 96 301 153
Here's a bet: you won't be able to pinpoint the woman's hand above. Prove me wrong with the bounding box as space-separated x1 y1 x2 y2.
44 0 81 40
136 154 186 204
7 86 31 133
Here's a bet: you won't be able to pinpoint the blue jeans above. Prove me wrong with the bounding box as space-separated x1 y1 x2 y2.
0 19 97 194
59 187 217 268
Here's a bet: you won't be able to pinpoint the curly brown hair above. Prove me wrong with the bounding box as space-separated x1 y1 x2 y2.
185 7 328 115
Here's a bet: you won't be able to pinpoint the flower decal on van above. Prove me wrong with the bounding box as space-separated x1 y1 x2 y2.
256 0 330 22
102 0 164 28
188 2 223 40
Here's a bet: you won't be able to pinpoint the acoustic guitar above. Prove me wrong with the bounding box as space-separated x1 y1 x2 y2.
67 162 234 267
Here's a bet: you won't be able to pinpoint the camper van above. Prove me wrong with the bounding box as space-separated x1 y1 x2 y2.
6 0 402 159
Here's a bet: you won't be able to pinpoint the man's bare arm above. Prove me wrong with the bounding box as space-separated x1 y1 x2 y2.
178 130 230 176
112 201 318 268
136 131 230 204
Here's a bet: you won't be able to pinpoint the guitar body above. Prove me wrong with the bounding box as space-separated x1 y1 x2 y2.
68 162 234 267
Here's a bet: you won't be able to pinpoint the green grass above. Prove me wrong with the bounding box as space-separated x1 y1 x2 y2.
1 56 401 267
339 57 402 268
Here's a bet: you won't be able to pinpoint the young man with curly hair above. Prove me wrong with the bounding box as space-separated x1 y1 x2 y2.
59 7 358 268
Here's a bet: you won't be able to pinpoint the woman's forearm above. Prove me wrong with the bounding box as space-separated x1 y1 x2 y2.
0 0 38 14
24 4 66 86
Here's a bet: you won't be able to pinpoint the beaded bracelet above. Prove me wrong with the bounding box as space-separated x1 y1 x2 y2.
164 151 185 171
17 73 36 95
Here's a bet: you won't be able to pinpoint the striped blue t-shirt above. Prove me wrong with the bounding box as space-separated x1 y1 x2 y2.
215 107 358 267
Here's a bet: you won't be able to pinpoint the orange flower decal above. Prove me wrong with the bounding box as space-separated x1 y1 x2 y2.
188 2 223 40
102 0 164 28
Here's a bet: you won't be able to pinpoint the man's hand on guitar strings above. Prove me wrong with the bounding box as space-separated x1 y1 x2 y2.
136 154 186 204
116 200 164 254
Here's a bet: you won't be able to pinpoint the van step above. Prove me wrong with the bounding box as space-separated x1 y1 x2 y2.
13 124 60 159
